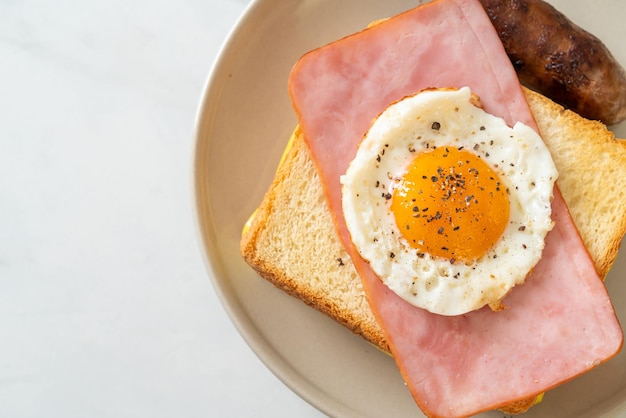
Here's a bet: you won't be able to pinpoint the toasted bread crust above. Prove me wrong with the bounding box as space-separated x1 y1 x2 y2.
240 90 626 413
240 127 389 352
497 393 543 415
524 87 626 278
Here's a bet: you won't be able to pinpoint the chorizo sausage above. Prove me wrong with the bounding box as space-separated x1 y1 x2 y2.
479 0 626 125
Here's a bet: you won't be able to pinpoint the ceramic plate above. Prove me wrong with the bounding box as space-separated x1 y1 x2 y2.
195 1 626 416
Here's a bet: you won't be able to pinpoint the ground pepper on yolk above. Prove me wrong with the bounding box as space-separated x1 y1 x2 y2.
391 145 510 263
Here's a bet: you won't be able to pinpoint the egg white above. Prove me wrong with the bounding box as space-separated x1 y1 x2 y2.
341 87 558 316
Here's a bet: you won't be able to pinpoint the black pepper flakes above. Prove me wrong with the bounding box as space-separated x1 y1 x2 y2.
431 121 441 130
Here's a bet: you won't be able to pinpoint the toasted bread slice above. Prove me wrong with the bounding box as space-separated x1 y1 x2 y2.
240 124 388 351
241 88 626 351
525 88 626 277
240 89 626 411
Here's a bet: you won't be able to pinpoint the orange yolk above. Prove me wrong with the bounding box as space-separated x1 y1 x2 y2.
391 146 510 262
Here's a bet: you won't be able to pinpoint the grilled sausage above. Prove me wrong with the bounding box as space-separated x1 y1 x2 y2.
479 0 626 125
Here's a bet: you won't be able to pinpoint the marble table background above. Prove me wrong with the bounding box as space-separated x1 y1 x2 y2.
0 0 325 416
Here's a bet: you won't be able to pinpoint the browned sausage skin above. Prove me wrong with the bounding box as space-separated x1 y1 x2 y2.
479 0 626 125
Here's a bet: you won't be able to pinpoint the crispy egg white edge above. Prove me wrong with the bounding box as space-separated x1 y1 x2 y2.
341 87 559 316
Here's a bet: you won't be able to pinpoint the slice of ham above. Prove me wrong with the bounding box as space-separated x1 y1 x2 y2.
288 0 624 416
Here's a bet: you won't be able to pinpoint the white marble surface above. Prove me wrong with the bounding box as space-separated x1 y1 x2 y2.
0 1 324 416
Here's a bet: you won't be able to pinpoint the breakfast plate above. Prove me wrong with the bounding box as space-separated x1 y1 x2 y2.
195 0 626 416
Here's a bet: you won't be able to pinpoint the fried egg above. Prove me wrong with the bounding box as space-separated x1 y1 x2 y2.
341 87 558 316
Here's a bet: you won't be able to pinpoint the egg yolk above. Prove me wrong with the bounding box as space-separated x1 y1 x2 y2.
391 146 510 262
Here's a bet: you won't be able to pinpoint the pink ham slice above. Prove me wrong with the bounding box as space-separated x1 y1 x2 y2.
288 0 624 416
